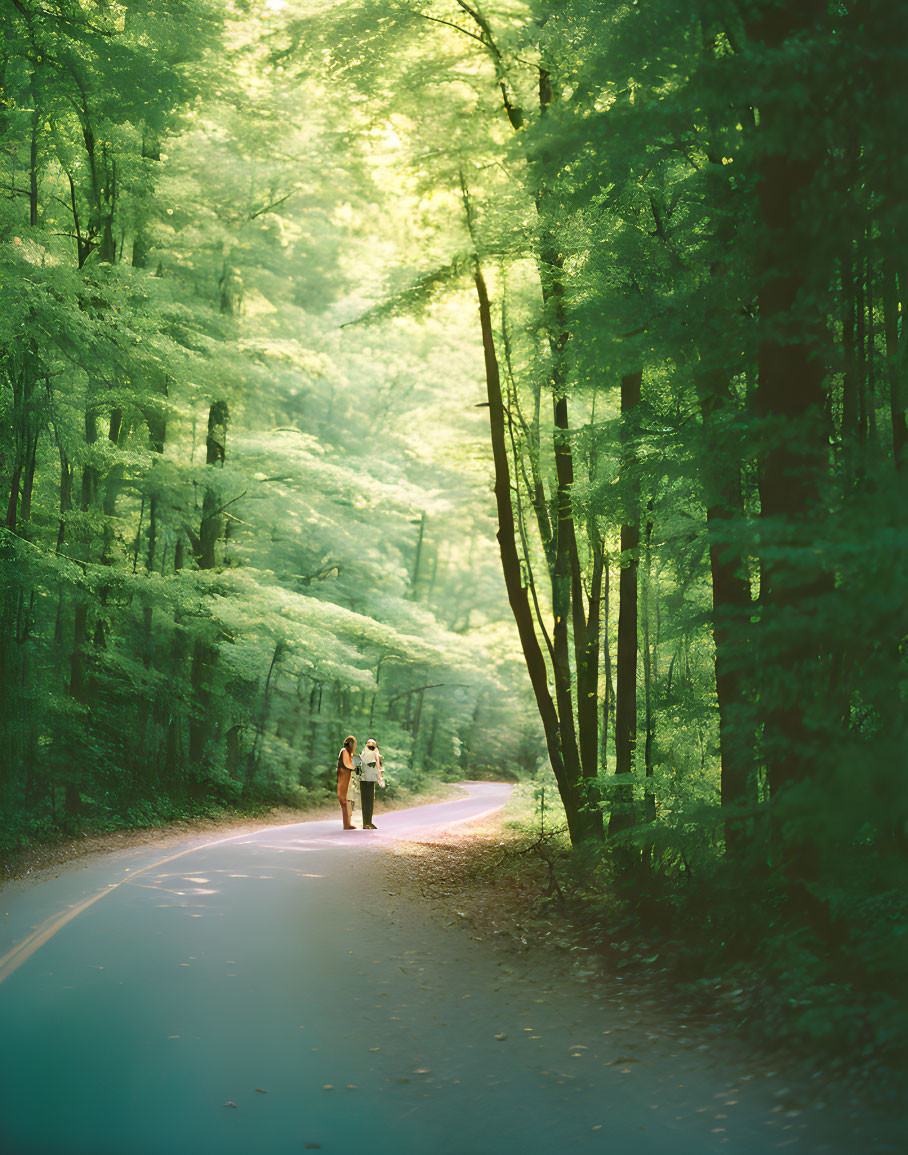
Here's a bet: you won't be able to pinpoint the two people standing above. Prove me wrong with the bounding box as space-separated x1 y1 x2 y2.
336 735 385 831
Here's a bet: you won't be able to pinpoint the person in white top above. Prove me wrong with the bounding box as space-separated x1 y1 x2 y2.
359 738 385 830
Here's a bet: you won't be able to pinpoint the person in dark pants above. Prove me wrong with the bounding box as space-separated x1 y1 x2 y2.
359 738 385 829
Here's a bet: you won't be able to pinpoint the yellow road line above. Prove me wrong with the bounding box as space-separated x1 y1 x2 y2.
0 825 290 986
0 788 503 985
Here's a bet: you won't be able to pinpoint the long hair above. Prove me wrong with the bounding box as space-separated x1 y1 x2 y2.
343 735 356 752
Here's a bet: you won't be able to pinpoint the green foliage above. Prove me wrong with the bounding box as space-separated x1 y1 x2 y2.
0 0 542 858
1 0 905 1078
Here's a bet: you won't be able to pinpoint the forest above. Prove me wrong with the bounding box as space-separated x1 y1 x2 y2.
1 0 906 1076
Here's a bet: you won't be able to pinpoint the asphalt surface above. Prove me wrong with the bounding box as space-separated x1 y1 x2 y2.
0 783 896 1154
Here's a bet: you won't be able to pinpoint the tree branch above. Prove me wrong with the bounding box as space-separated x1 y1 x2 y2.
411 11 486 47
248 190 297 221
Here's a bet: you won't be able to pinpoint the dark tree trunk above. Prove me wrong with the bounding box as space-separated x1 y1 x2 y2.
19 430 38 526
56 443 73 552
842 250 861 452
882 255 907 466
28 95 39 227
226 725 242 781
246 642 283 789
600 561 615 773
409 511 426 598
473 258 593 842
753 102 828 806
694 367 755 857
81 409 99 509
641 510 656 827
5 463 23 531
746 4 837 918
189 402 229 767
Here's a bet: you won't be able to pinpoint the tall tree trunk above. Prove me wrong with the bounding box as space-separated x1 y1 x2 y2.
457 27 603 839
751 47 829 804
882 255 907 466
409 510 426 599
694 366 755 857
600 561 615 772
472 257 591 842
189 402 229 767
641 509 656 827
246 641 283 790
28 91 39 228
747 3 836 916
609 371 641 840
81 409 99 510
842 250 861 455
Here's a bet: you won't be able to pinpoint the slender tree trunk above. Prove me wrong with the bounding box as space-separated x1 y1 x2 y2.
882 255 906 466
246 642 283 790
457 31 603 839
411 687 426 751
409 511 426 599
856 238 868 447
864 228 878 445
189 403 228 767
842 250 861 453
694 366 755 857
81 409 99 510
609 371 641 840
472 258 591 842
641 510 656 827
600 561 615 773
28 94 39 228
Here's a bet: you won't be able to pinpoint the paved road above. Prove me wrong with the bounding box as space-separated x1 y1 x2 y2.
0 784 893 1154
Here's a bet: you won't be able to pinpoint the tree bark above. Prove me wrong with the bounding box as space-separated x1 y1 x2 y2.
189 402 229 766
694 366 755 857
882 255 907 466
473 258 592 842
609 371 641 840
641 509 656 827
409 510 426 598
746 5 837 917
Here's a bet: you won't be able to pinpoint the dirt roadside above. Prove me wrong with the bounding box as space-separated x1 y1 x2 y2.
384 811 905 1136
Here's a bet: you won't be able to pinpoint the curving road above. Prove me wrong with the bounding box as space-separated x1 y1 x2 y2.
0 783 892 1154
